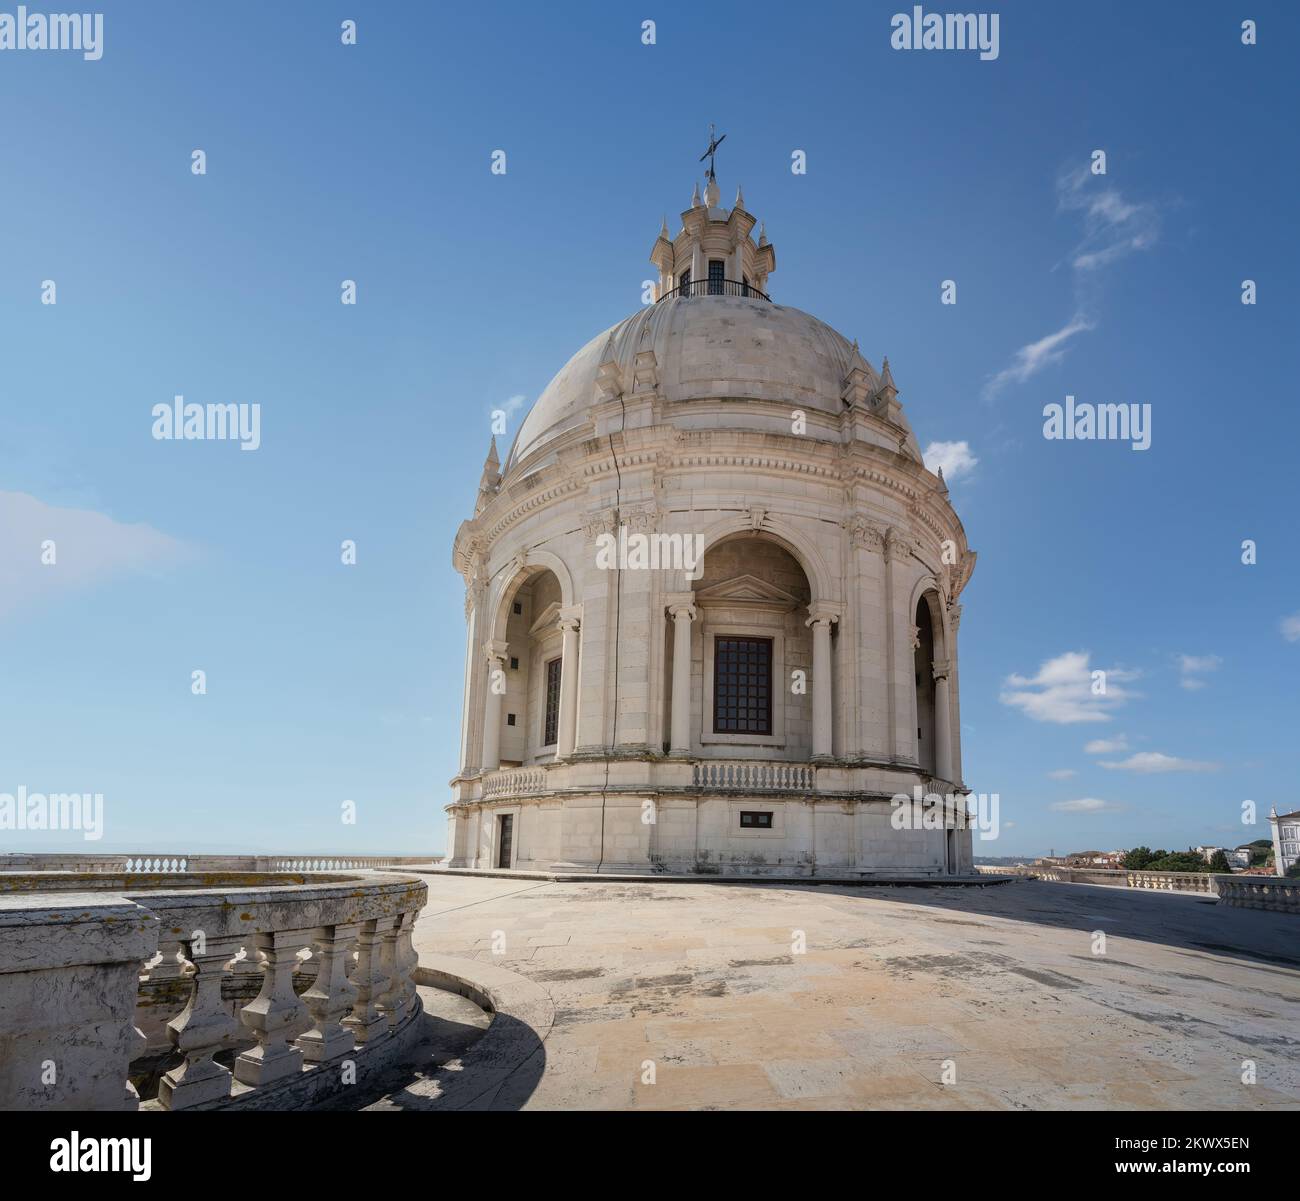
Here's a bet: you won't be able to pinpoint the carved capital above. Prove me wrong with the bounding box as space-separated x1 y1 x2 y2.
482 639 510 666
845 515 886 552
582 507 618 542
909 623 921 651
932 658 952 681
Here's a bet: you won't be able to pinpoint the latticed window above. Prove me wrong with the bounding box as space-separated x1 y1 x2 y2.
708 259 725 294
713 637 772 734
678 268 691 296
543 657 562 745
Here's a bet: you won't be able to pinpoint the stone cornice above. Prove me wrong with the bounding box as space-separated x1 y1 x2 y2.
456 422 972 572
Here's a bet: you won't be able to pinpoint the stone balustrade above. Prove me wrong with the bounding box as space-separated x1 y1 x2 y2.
482 768 547 799
0 870 428 1111
1216 876 1300 913
0 853 438 874
692 760 817 792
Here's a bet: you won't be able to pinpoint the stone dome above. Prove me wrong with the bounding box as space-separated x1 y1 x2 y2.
506 295 892 470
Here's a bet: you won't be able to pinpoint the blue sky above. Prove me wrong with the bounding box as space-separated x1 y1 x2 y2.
0 1 1296 856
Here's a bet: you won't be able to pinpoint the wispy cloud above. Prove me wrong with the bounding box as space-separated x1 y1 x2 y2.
922 439 978 482
1177 653 1222 691
1282 613 1300 643
1059 167 1161 273
983 167 1161 398
983 315 1093 397
1047 768 1077 780
1084 735 1128 754
1051 798 1122 814
492 394 528 427
1000 651 1136 724
1098 751 1220 774
0 491 192 620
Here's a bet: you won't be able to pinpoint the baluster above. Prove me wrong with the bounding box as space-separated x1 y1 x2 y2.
378 914 408 1029
345 917 395 1045
392 910 421 1024
296 923 360 1063
157 935 244 1110
234 930 311 1087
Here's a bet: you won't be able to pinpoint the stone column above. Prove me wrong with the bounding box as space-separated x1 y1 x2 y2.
933 659 953 784
667 599 697 756
556 610 581 759
480 640 509 773
807 611 837 760
947 602 964 786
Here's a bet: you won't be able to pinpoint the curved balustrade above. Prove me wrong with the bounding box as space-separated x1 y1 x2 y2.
0 870 428 1111
657 278 771 302
693 760 816 792
482 768 547 799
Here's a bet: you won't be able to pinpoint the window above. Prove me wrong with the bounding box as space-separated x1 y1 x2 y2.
678 268 691 296
509 656 519 670
543 657 562 745
739 811 773 829
512 602 522 615
708 259 725 295
506 713 516 727
713 637 772 734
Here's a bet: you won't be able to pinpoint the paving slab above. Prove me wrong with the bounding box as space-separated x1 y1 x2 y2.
407 875 1300 1110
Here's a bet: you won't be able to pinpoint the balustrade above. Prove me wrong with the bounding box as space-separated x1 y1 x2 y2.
0 870 428 1111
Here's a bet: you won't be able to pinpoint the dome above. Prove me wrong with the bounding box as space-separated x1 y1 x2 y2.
506 295 882 470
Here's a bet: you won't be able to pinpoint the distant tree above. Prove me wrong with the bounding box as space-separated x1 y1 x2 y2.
1145 851 1211 873
1123 846 1156 870
1286 861 1300 879
1207 850 1232 873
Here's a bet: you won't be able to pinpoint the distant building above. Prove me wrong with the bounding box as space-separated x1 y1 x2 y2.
1270 808 1300 877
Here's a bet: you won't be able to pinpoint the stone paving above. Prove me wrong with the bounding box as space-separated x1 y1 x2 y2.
408 874 1300 1110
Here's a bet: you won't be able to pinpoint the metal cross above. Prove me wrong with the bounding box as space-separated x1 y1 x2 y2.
699 124 726 182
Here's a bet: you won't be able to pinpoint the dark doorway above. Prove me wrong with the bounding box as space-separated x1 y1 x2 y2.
497 814 514 868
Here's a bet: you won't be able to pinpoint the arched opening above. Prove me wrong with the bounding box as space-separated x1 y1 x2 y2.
914 595 937 775
673 534 817 759
495 568 566 766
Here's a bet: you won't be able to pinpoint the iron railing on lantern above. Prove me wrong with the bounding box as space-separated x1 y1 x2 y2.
657 278 771 302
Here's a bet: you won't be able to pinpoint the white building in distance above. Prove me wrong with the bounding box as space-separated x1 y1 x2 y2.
445 167 976 878
1271 808 1300 876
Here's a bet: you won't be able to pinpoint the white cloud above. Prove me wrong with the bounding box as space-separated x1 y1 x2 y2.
982 315 1093 397
1050 798 1122 814
1097 752 1220 774
1177 653 1221 691
983 169 1160 398
1084 735 1128 754
1282 613 1300 643
1059 168 1161 273
0 491 191 620
922 440 978 482
1000 651 1135 724
494 394 528 423
1047 768 1077 780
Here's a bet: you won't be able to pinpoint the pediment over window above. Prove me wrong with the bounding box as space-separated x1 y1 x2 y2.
693 574 800 612
528 601 562 636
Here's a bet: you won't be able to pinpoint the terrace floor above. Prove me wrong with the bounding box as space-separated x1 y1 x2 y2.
403 874 1300 1110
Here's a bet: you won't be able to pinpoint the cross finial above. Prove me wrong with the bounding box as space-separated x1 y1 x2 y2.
699 123 726 183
